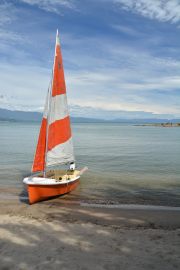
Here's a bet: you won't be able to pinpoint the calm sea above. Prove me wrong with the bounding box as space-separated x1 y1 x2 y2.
0 121 180 206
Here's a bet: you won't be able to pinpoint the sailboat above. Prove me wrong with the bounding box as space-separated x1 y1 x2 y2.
23 30 87 204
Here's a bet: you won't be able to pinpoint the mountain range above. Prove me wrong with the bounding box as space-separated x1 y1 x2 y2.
0 108 180 124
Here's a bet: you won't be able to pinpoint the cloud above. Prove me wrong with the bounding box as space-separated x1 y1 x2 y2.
0 30 27 44
0 2 26 45
1 33 180 117
60 35 180 117
19 0 76 14
0 2 16 26
114 0 180 23
69 104 176 120
68 92 180 116
0 2 179 119
0 63 50 111
112 24 142 37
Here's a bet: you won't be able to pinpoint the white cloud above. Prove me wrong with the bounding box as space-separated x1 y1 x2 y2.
0 2 26 45
71 99 171 114
0 30 27 44
0 16 179 119
60 35 180 117
20 0 76 14
112 24 142 36
66 70 180 116
0 2 15 26
114 0 180 23
1 34 180 117
0 63 50 111
69 104 177 120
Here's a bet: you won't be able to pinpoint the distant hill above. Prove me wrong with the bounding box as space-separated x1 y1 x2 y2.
0 108 105 123
0 108 42 122
0 108 180 123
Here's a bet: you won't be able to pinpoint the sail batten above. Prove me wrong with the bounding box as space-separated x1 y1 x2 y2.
32 31 74 173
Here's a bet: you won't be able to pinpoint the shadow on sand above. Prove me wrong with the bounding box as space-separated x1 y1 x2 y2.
0 205 180 270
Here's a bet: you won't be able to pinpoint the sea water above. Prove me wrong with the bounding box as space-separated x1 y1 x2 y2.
0 121 180 205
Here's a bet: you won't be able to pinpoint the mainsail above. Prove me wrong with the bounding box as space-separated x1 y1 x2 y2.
32 30 74 173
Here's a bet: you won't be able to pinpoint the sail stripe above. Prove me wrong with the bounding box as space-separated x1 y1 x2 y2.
47 116 72 151
48 94 69 125
31 90 49 173
32 118 47 172
46 138 74 166
52 45 66 97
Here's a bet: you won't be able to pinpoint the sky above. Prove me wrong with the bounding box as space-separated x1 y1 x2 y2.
0 0 180 119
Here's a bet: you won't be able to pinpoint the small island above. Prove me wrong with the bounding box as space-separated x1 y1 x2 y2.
135 122 180 127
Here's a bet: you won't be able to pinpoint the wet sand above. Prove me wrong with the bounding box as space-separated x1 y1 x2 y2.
0 194 180 270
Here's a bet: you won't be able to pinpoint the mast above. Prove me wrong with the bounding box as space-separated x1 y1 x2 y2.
43 85 51 177
43 29 59 177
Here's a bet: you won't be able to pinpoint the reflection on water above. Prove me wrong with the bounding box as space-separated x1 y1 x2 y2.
0 121 180 205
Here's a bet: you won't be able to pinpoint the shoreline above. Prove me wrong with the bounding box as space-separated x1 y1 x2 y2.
0 196 180 229
1 193 180 208
1 188 180 210
1 185 180 207
81 203 180 211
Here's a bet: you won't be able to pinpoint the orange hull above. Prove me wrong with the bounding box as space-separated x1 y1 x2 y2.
27 179 79 204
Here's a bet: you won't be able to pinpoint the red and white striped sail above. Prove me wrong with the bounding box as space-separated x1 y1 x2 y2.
32 30 74 173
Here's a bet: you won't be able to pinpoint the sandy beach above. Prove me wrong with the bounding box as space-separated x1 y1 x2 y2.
0 195 180 270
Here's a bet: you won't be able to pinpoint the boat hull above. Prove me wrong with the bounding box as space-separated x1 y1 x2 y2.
27 178 79 204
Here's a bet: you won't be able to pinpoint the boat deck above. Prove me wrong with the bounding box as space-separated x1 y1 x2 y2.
37 169 80 182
